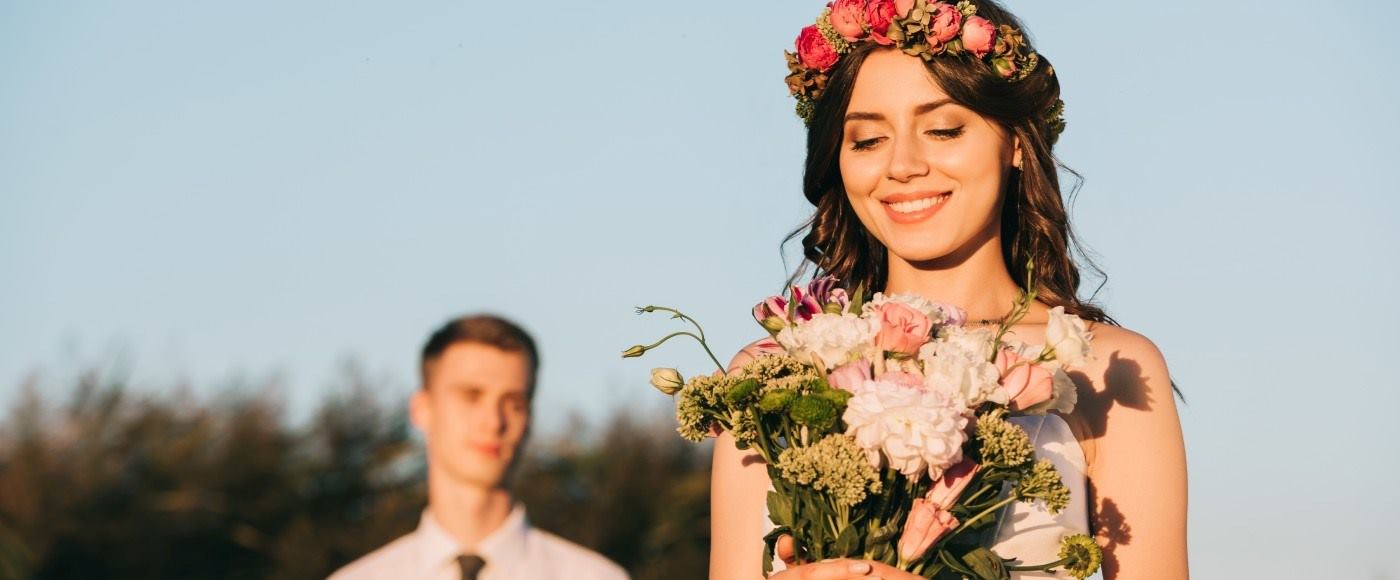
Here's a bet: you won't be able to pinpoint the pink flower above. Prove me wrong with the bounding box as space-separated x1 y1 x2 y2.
925 458 979 509
895 0 914 18
829 360 873 392
752 295 789 332
751 277 850 329
927 2 962 46
796 24 840 71
873 301 933 355
829 0 868 42
960 15 997 57
876 371 923 390
898 498 959 562
995 348 1054 411
866 0 897 45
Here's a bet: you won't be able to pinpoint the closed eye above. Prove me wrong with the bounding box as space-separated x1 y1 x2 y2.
851 137 884 151
926 126 965 140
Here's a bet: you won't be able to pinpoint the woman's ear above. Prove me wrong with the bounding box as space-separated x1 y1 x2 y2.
1012 136 1024 170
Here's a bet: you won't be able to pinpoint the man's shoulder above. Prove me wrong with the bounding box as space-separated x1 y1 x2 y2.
527 528 629 580
327 532 420 580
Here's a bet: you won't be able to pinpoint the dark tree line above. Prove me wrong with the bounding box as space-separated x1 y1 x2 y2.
0 367 710 580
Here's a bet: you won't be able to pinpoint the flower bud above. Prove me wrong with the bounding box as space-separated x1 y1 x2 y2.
760 316 787 334
621 345 647 358
649 368 684 395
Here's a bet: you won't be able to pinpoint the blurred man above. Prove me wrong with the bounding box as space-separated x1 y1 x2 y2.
330 314 628 580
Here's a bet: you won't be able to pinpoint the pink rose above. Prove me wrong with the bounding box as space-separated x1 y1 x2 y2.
894 0 914 18
829 360 873 392
876 371 923 390
796 24 840 71
898 498 959 562
960 15 997 57
925 458 979 509
995 348 1054 411
928 3 963 46
872 301 933 355
829 0 868 42
866 0 897 45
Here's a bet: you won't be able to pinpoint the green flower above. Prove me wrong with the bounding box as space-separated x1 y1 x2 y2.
774 434 882 507
975 408 1033 468
1018 459 1070 514
726 378 761 404
674 374 736 442
737 354 818 385
758 389 798 413
1057 534 1103 579
789 395 838 432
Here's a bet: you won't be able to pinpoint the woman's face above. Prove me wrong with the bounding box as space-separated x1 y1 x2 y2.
839 48 1018 264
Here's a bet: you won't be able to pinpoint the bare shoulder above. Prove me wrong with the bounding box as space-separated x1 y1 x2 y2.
727 336 783 373
1064 323 1179 469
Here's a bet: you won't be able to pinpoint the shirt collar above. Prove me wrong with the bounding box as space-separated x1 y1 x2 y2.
417 504 531 576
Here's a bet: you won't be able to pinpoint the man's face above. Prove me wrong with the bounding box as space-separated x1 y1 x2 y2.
411 342 531 489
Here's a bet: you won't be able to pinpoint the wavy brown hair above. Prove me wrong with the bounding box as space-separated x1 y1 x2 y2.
786 1 1112 325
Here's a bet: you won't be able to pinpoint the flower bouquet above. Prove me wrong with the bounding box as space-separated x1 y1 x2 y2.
623 267 1103 579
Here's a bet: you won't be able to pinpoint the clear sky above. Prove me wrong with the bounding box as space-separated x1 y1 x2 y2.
3 1 1398 577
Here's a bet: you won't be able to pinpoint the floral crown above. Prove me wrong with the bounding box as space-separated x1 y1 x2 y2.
785 0 1065 141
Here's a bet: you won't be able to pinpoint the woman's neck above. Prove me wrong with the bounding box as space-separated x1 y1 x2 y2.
882 233 1026 322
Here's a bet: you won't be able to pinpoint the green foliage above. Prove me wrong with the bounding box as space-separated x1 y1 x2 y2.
0 368 711 580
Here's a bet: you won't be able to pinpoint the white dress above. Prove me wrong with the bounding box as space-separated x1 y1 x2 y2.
763 414 1091 579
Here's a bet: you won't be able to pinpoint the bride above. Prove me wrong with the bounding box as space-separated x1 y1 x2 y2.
709 1 1188 578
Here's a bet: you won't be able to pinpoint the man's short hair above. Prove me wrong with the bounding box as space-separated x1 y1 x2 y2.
420 314 539 395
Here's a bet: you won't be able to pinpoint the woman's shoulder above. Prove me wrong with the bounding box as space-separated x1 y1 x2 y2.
726 336 784 373
1084 322 1169 375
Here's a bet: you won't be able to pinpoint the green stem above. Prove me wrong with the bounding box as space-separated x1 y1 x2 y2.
639 306 726 372
942 495 1018 543
1006 556 1072 572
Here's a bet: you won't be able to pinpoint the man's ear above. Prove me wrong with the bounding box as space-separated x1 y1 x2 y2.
409 388 431 435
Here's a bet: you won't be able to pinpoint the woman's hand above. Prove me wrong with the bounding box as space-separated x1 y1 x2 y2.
770 535 923 580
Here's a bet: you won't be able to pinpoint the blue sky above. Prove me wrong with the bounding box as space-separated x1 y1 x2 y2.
3 1 1398 576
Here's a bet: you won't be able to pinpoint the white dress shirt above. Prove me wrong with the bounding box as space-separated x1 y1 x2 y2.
329 505 629 580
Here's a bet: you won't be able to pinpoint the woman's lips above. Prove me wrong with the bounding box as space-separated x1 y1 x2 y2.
881 192 951 225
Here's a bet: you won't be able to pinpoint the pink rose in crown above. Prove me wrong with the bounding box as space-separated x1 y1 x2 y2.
928 2 963 46
866 0 897 45
796 24 840 71
828 360 873 392
895 0 915 18
898 498 959 562
925 458 979 509
995 348 1054 411
829 0 868 42
961 15 997 57
872 301 933 355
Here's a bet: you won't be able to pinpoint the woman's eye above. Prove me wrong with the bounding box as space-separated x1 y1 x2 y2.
851 137 882 151
925 126 965 139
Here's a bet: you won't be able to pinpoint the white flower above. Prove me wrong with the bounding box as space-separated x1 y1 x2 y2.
843 379 969 480
775 312 877 370
1020 367 1078 415
918 326 1001 408
1044 306 1092 368
649 368 684 395
866 292 964 327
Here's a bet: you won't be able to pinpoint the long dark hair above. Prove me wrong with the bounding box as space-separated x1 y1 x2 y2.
786 1 1112 325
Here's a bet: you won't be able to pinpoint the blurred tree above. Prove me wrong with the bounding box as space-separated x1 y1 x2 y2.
0 368 711 580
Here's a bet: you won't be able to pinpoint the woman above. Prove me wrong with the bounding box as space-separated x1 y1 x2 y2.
710 1 1188 578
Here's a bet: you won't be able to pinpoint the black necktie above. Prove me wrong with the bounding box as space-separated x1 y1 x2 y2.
457 554 487 580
